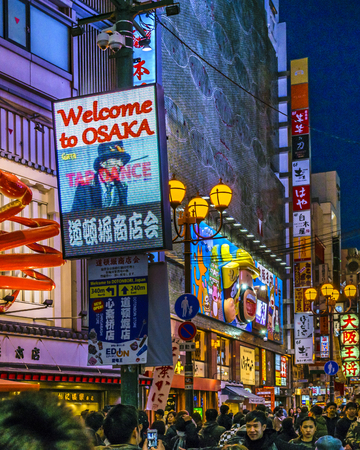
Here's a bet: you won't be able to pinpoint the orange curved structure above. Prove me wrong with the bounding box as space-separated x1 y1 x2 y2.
0 170 65 312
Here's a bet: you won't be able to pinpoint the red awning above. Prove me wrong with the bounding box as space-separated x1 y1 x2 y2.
0 379 40 392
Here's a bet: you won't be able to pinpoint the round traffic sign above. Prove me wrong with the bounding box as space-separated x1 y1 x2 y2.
178 321 197 341
324 360 339 376
174 293 200 321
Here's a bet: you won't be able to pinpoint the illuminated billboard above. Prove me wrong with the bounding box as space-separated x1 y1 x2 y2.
53 84 172 259
191 223 283 343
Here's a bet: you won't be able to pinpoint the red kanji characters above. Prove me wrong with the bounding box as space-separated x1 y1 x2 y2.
342 330 359 345
341 315 358 330
343 361 360 377
133 60 150 81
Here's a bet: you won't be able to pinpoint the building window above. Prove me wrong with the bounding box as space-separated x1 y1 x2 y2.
1 0 70 71
216 336 230 381
8 0 27 47
194 330 207 378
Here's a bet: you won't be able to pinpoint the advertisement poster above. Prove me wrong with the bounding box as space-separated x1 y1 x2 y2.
53 84 171 258
191 223 283 343
291 109 309 136
240 346 255 385
87 255 148 366
293 185 311 212
294 261 312 288
295 337 313 365
292 135 310 160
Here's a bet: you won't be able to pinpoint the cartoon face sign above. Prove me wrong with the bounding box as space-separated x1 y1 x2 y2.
239 269 253 287
224 297 236 323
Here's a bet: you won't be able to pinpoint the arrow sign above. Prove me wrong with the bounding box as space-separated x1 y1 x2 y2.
106 287 115 296
121 286 129 295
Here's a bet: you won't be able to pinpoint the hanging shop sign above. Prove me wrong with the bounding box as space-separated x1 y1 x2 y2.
87 255 148 366
53 84 171 259
293 211 311 237
295 337 314 365
320 336 329 359
294 288 312 313
340 314 360 377
191 224 283 343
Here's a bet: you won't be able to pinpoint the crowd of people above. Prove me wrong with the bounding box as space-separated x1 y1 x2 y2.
2 392 360 450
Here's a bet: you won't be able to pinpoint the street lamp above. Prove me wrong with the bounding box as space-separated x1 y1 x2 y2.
305 283 356 402
169 175 232 414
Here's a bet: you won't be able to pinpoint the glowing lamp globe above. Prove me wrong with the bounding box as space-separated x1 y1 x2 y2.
169 175 186 208
305 288 317 302
331 289 340 302
345 284 357 298
188 195 209 222
209 179 232 212
321 283 334 298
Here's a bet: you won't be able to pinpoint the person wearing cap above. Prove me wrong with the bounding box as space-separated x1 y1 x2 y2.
309 405 328 439
315 436 344 450
72 140 131 212
335 402 358 445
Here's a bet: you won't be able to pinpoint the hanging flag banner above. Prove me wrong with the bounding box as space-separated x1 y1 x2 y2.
87 254 148 366
146 339 180 411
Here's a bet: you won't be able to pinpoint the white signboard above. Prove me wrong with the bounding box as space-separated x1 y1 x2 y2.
146 340 180 411
292 160 310 186
294 313 313 339
295 337 314 364
293 211 311 237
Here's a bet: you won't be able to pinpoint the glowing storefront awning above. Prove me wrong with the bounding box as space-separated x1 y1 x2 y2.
223 385 265 404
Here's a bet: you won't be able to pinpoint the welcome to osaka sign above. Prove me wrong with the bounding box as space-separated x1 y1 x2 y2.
53 84 171 259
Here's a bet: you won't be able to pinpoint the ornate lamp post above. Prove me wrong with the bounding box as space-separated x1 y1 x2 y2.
168 175 232 414
305 283 356 402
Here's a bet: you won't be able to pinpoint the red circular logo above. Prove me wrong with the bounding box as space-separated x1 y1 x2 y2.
92 299 104 313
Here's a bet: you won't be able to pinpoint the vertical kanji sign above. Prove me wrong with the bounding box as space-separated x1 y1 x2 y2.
87 255 148 366
340 314 360 377
146 340 180 411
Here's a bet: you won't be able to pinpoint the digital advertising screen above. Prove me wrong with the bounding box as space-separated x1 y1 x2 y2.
53 84 172 259
191 223 283 343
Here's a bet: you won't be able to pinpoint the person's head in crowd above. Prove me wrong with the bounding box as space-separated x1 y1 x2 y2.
281 417 295 432
288 408 295 417
174 415 193 432
315 435 344 450
205 409 218 422
345 402 358 419
273 406 280 415
104 404 140 446
155 409 165 421
299 417 316 442
166 411 176 425
233 412 243 425
310 405 323 418
176 410 189 420
242 409 249 415
279 403 285 410
276 409 284 418
326 402 337 418
300 406 309 414
0 392 93 450
85 411 104 432
220 404 230 415
80 409 90 423
137 410 149 444
245 410 267 441
191 412 202 426
150 420 166 436
255 404 266 413
296 407 302 415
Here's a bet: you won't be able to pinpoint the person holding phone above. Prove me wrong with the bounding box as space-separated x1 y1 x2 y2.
96 404 165 450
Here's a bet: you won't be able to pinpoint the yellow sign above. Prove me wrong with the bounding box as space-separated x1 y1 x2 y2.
291 58 308 85
240 346 255 385
119 283 147 296
262 349 266 382
293 236 311 261
89 285 117 298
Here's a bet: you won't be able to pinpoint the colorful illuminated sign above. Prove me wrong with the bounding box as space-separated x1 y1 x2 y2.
191 223 283 343
340 314 360 377
261 349 266 383
320 336 329 359
53 84 171 258
343 361 360 378
240 347 255 385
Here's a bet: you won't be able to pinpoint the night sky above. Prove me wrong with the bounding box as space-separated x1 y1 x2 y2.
279 1 360 249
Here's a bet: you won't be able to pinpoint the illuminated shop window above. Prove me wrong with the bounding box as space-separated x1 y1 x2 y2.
194 330 207 378
216 336 230 381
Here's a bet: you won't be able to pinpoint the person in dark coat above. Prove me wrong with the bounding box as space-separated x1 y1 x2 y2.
71 140 130 212
295 406 309 431
309 405 328 439
335 401 358 445
324 402 339 437
277 417 298 443
169 414 199 450
150 420 169 450
199 409 226 447
85 411 105 446
217 404 232 431
166 411 188 442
